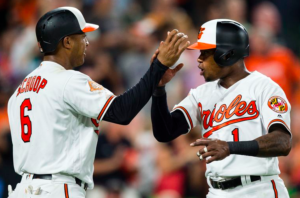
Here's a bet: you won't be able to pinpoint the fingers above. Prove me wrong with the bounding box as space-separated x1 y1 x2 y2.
197 150 217 163
170 32 185 47
174 34 188 49
178 40 191 54
150 49 159 64
197 150 214 161
190 139 210 147
197 145 211 156
206 156 217 164
165 29 178 44
173 63 184 72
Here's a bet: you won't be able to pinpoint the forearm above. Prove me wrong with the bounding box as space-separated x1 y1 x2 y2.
151 89 188 142
255 131 291 157
228 124 291 157
103 59 168 124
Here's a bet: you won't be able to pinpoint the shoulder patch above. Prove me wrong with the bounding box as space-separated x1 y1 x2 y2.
88 80 104 92
268 96 288 113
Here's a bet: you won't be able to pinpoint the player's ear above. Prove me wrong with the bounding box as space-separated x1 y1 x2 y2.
61 36 72 50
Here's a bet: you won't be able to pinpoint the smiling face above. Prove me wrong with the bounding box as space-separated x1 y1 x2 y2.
69 33 89 67
197 49 225 82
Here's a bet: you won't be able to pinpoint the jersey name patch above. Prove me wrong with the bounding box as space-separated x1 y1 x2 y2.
268 96 288 113
198 95 259 138
88 80 103 92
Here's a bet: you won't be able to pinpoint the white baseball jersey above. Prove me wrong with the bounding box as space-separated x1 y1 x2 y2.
173 71 291 177
7 61 115 189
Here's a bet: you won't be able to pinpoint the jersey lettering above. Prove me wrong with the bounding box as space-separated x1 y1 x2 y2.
199 95 259 137
17 76 48 96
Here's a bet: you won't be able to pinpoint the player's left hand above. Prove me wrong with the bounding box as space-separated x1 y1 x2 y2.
190 138 230 164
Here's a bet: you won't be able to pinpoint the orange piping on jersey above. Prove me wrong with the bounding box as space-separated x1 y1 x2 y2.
91 118 99 127
203 113 259 138
174 106 194 129
64 184 69 198
268 119 290 131
91 118 100 135
97 96 115 120
271 180 278 198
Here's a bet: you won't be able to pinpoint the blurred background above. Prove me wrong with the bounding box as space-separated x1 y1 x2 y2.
1 0 300 197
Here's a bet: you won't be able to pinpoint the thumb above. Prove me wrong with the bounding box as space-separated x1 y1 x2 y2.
174 63 184 73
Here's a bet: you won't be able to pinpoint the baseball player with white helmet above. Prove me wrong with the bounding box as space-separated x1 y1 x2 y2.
7 7 189 198
151 19 291 197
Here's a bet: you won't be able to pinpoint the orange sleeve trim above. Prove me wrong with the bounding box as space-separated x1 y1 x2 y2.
97 96 115 120
271 180 278 198
174 106 194 129
267 119 290 132
64 184 69 198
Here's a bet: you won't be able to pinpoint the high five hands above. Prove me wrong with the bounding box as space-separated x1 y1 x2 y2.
150 29 190 87
190 138 230 164
157 29 190 67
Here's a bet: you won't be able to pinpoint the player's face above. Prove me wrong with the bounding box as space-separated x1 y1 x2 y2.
70 33 89 67
197 49 223 81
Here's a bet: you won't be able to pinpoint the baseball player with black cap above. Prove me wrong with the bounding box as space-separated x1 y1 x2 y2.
151 19 291 197
7 7 190 198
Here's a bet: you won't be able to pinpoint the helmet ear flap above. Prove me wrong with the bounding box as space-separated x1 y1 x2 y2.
222 50 235 61
214 48 242 67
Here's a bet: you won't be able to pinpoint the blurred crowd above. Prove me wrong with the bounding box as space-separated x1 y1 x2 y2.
0 0 300 197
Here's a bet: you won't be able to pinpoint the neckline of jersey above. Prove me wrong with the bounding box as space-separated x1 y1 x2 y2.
39 61 66 70
217 71 257 91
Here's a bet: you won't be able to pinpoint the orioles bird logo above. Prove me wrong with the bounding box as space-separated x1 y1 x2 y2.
88 80 104 92
197 27 205 40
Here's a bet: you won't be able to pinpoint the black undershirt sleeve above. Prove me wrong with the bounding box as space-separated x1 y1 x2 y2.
102 58 168 124
151 90 189 142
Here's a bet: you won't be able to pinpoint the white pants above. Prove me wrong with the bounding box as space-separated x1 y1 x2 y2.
207 175 289 198
8 173 86 198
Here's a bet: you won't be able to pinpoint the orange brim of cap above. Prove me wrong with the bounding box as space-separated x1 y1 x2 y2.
82 23 99 33
187 42 216 50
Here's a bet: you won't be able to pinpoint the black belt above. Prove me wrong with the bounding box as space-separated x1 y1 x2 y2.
32 174 88 191
210 176 261 190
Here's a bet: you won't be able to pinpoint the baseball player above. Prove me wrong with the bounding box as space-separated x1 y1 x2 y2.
7 7 189 198
151 19 291 197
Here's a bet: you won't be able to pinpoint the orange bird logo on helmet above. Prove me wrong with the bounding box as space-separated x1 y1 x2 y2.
197 27 205 40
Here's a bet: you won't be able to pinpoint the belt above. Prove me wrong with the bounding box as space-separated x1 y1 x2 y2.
210 175 261 190
32 174 88 191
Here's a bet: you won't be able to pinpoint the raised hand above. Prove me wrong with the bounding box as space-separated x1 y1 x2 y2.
190 138 230 164
157 29 190 67
158 64 184 87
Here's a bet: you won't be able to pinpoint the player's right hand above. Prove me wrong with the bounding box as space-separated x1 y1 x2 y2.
157 29 190 67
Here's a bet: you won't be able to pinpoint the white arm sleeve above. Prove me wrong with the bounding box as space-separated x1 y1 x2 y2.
259 83 291 135
63 73 115 121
